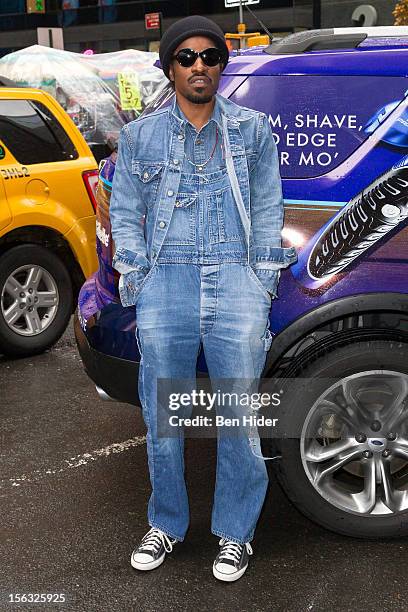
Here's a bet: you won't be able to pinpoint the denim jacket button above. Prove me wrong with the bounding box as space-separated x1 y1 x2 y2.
143 171 149 179
167 190 174 197
158 221 166 228
175 201 182 207
174 159 179 165
178 134 184 141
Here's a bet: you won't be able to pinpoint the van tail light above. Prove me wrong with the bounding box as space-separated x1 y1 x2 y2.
82 169 99 212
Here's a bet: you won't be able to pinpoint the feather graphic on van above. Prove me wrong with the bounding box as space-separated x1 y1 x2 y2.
309 156 408 281
292 156 408 290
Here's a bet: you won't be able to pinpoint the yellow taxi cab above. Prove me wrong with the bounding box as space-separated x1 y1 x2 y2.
0 85 98 356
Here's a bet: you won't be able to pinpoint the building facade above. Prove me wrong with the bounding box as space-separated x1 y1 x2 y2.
0 0 397 57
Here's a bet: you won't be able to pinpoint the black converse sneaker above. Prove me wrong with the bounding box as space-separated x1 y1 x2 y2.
131 527 177 571
213 538 253 582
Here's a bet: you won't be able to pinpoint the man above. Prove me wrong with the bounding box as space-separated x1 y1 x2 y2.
109 15 297 582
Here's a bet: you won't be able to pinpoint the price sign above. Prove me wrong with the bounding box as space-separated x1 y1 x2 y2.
118 73 142 111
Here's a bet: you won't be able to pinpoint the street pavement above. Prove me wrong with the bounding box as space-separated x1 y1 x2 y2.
1 318 408 612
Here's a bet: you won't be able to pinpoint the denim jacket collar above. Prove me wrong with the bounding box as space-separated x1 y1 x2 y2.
171 95 223 133
169 93 250 134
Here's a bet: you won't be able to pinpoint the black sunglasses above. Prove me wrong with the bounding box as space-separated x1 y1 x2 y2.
172 47 223 68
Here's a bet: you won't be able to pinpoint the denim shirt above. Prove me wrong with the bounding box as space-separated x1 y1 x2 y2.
110 93 298 307
174 99 225 173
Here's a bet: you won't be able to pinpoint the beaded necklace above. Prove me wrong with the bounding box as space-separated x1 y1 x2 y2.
184 124 220 173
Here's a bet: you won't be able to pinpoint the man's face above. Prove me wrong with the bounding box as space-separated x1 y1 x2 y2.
168 35 223 105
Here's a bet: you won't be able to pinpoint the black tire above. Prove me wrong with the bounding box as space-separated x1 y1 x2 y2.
0 244 73 357
271 339 408 539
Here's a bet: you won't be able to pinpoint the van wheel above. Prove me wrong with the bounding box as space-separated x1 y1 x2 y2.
0 244 73 357
273 339 408 538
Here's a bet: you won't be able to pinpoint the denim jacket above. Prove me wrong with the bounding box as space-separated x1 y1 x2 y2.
110 93 297 307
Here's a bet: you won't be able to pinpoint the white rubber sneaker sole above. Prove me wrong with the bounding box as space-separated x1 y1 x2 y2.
131 551 166 571
212 562 248 582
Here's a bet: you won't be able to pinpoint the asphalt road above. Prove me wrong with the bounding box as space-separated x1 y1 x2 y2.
1 318 408 612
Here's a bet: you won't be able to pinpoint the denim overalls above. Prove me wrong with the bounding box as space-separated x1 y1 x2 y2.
134 101 272 545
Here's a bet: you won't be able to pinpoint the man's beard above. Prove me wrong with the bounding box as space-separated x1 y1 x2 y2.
185 90 214 104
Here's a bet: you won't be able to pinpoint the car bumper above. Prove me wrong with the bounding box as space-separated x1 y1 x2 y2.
65 215 98 280
74 312 140 406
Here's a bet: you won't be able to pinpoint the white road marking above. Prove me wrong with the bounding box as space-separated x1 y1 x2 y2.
1 437 146 490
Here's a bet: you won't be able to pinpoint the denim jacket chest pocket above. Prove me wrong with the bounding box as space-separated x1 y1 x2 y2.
132 160 165 209
164 194 197 246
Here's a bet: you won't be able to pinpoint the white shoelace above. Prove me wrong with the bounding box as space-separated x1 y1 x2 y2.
218 538 253 563
140 528 175 554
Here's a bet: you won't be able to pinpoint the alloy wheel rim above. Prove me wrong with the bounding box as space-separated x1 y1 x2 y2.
300 370 408 516
1 264 59 336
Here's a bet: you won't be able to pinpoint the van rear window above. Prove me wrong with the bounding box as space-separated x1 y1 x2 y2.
0 99 78 165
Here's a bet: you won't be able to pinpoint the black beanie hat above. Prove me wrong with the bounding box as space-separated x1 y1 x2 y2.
159 16 229 79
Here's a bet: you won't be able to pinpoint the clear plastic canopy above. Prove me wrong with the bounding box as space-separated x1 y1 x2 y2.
0 45 168 148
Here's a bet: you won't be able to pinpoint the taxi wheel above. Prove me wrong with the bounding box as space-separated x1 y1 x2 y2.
0 244 73 357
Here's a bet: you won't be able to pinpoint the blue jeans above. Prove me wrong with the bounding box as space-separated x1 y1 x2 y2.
135 262 272 544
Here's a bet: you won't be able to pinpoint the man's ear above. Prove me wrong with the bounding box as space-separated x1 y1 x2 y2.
169 63 175 84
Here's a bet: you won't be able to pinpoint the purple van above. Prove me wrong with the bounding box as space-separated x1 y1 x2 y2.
75 27 408 540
